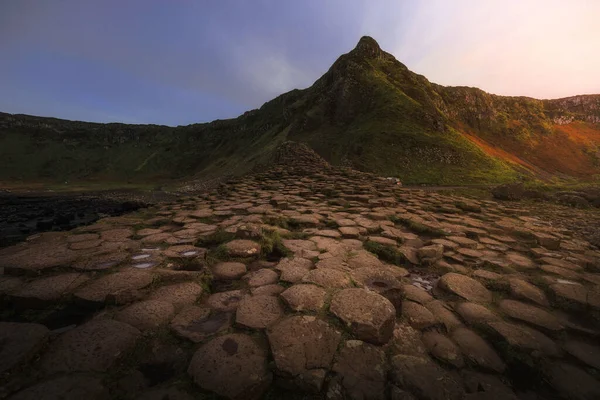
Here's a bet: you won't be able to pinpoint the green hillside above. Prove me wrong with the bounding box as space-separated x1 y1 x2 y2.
1 36 599 186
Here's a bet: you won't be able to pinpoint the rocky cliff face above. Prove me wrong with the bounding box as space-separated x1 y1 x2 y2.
1 36 599 185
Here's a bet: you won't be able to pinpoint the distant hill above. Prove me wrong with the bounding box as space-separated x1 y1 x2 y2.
2 36 600 186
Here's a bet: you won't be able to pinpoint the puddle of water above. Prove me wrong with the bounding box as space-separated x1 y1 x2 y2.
180 250 198 257
133 262 156 269
556 279 579 285
132 254 151 260
409 274 438 292
142 247 160 252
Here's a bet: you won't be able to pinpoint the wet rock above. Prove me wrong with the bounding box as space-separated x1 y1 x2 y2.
188 333 272 399
171 306 231 342
422 331 464 368
39 319 140 373
391 354 464 400
280 284 327 312
236 295 284 329
162 244 206 260
330 288 395 344
0 322 49 374
438 273 492 303
7 375 109 400
115 300 175 330
147 282 203 310
211 262 247 280
451 328 505 373
267 316 341 392
328 340 387 400
73 270 154 305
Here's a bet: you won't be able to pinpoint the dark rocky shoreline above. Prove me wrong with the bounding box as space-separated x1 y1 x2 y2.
0 190 176 248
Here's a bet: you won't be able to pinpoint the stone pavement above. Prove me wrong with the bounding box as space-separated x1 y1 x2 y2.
1 145 599 399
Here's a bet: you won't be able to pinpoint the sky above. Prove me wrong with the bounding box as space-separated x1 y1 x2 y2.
1 0 599 126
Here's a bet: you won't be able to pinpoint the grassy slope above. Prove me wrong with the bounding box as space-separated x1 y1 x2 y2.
289 42 520 184
1 37 599 187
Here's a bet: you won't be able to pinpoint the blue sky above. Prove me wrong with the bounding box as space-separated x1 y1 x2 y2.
1 1 599 126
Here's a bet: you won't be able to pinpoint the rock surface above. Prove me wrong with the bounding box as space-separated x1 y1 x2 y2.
0 146 599 399
267 316 341 392
188 333 272 399
330 288 396 344
39 319 140 374
0 322 49 374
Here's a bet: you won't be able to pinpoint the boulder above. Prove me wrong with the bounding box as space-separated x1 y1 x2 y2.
330 288 396 344
188 334 272 399
328 340 387 400
39 319 140 374
0 322 49 374
438 273 492 303
267 316 341 392
236 295 284 329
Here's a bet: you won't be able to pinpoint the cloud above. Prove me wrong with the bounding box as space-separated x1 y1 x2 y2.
0 0 598 124
384 0 600 98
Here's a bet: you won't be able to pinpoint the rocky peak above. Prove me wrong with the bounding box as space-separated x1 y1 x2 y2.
270 141 330 171
351 36 384 60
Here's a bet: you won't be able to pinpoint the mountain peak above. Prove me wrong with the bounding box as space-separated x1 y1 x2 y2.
352 36 383 59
